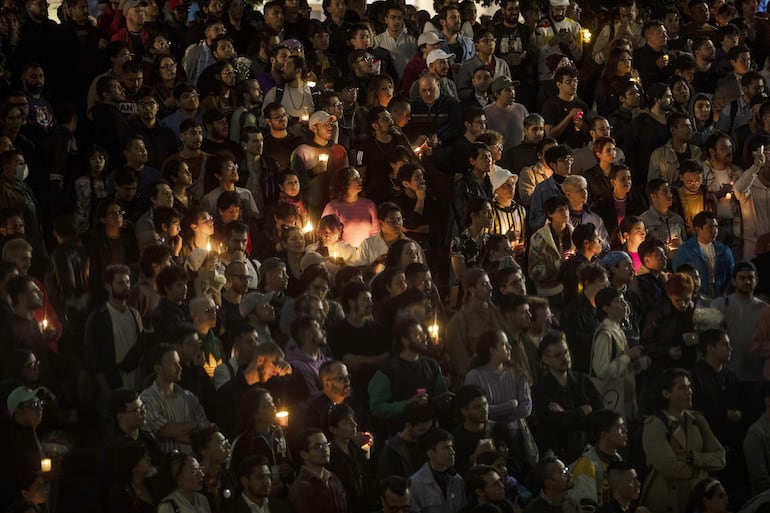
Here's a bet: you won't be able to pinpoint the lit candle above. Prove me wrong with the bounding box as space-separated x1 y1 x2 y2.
41 458 52 473
41 318 48 330
428 323 439 342
206 242 211 253
275 410 289 427
318 153 329 163
581 28 591 43
725 192 732 200
360 432 372 460
307 80 316 88
300 112 310 122
302 221 314 234
331 249 337 260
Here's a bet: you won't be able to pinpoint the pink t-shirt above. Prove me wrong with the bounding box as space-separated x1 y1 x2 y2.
321 198 379 248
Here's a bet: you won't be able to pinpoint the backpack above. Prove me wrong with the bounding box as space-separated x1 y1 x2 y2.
629 410 672 483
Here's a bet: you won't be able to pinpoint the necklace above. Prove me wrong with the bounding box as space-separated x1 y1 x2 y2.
284 85 305 112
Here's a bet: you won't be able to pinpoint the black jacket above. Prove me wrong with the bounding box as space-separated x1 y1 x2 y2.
531 370 603 463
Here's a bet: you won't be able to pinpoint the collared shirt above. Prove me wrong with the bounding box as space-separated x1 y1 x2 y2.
374 30 417 77
241 492 270 513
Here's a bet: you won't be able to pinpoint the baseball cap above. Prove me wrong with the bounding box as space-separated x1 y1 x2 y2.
239 292 273 318
426 49 456 66
600 251 632 270
123 0 148 14
280 39 304 52
308 110 334 126
300 251 326 272
489 167 516 192
7 386 41 414
168 0 187 10
418 31 441 47
490 75 519 95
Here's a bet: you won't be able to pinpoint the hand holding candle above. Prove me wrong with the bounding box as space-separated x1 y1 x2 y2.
360 432 373 460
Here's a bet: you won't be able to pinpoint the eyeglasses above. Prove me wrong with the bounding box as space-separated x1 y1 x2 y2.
199 215 215 223
23 360 40 369
107 210 126 218
270 113 289 121
684 178 702 185
124 405 145 414
357 54 374 64
160 63 177 71
309 442 332 451
384 217 403 225
558 156 574 163
156 40 171 48
204 304 220 313
222 69 236 76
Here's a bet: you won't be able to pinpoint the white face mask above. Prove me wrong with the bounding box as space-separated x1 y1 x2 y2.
15 163 28 181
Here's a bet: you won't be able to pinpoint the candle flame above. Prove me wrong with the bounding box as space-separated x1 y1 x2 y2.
581 28 591 43
307 80 316 88
42 319 48 329
303 221 313 233
206 242 211 252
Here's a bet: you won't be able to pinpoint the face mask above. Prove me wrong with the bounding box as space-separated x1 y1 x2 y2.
16 164 28 181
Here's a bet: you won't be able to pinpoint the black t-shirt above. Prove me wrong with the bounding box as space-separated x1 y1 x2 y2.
541 95 589 148
360 134 411 186
450 421 516 476
263 133 303 173
329 319 390 403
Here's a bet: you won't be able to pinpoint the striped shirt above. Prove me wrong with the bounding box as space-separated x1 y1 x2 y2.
491 200 527 240
374 30 417 78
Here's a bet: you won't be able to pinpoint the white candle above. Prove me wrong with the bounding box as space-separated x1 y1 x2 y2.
318 153 329 163
275 411 289 427
725 192 732 200
300 112 310 122
41 458 52 473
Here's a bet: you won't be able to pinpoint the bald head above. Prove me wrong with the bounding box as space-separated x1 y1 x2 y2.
418 73 440 105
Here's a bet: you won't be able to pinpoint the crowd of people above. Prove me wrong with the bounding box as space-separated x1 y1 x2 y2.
5 0 770 512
